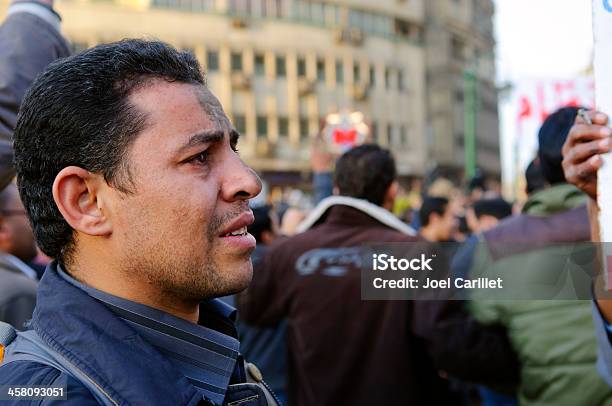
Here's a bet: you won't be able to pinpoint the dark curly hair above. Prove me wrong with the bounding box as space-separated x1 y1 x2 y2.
13 39 205 264
334 144 396 206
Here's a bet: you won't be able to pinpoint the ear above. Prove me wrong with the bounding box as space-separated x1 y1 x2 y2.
52 166 112 237
382 181 399 210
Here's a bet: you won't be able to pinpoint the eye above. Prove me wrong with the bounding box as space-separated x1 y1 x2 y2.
230 139 239 154
190 151 210 165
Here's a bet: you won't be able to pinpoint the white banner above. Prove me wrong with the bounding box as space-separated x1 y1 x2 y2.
501 77 594 198
593 0 612 287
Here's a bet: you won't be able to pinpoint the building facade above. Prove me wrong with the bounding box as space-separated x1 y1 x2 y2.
424 0 499 178
0 0 499 180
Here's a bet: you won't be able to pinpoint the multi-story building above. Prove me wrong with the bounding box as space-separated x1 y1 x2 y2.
33 0 427 183
0 0 499 182
424 0 499 178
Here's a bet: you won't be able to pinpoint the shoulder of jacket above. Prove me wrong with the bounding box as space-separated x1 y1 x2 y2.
0 269 37 292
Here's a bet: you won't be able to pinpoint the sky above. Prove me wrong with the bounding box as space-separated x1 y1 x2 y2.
493 0 594 195
494 0 593 82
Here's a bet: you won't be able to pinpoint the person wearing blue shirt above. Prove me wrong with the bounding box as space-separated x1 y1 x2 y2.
0 38 280 405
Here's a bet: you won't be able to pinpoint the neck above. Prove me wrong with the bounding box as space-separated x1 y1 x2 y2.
66 255 200 324
419 226 439 242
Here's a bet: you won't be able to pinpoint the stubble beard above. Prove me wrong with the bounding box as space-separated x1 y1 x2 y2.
121 202 252 303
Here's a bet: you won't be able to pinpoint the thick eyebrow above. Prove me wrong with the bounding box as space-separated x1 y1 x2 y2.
177 130 224 155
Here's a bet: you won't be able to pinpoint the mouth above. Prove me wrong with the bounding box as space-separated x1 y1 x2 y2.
218 211 255 239
221 226 248 237
218 211 256 251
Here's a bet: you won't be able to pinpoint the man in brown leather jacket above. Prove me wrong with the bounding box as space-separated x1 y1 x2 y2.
238 145 455 405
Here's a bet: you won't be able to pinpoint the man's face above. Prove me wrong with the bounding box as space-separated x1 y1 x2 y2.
0 183 37 262
104 80 261 302
436 205 456 241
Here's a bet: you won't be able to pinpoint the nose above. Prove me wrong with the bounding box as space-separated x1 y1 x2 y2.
221 152 262 202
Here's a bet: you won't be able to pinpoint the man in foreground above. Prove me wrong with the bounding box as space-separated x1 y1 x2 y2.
0 39 280 405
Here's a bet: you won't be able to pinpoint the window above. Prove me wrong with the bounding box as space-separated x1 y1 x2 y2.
387 124 394 144
297 57 307 77
385 68 392 90
207 50 219 71
371 122 378 140
369 66 376 86
299 118 309 138
311 2 324 25
325 3 340 26
400 125 408 146
353 63 361 83
452 36 466 61
256 115 268 138
394 18 411 38
231 52 243 71
273 0 284 18
276 55 286 77
316 59 325 82
455 89 464 102
233 114 246 134
335 61 344 84
255 54 266 76
278 117 289 136
398 70 404 92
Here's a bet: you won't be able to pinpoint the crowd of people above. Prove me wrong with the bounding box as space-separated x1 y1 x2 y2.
1 1 612 406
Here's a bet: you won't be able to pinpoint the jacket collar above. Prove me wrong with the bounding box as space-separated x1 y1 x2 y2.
30 262 205 406
296 196 416 235
522 183 586 215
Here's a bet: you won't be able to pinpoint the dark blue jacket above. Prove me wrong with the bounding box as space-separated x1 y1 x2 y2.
0 264 206 405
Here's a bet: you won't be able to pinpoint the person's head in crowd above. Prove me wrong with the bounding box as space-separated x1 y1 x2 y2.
525 157 546 195
249 205 279 245
427 177 454 199
333 144 398 210
468 171 487 202
13 39 262 321
418 196 456 242
538 106 581 186
452 215 470 242
0 183 37 263
0 140 37 263
466 197 513 234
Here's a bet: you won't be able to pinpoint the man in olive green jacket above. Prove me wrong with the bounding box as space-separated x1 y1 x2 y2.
468 107 612 405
